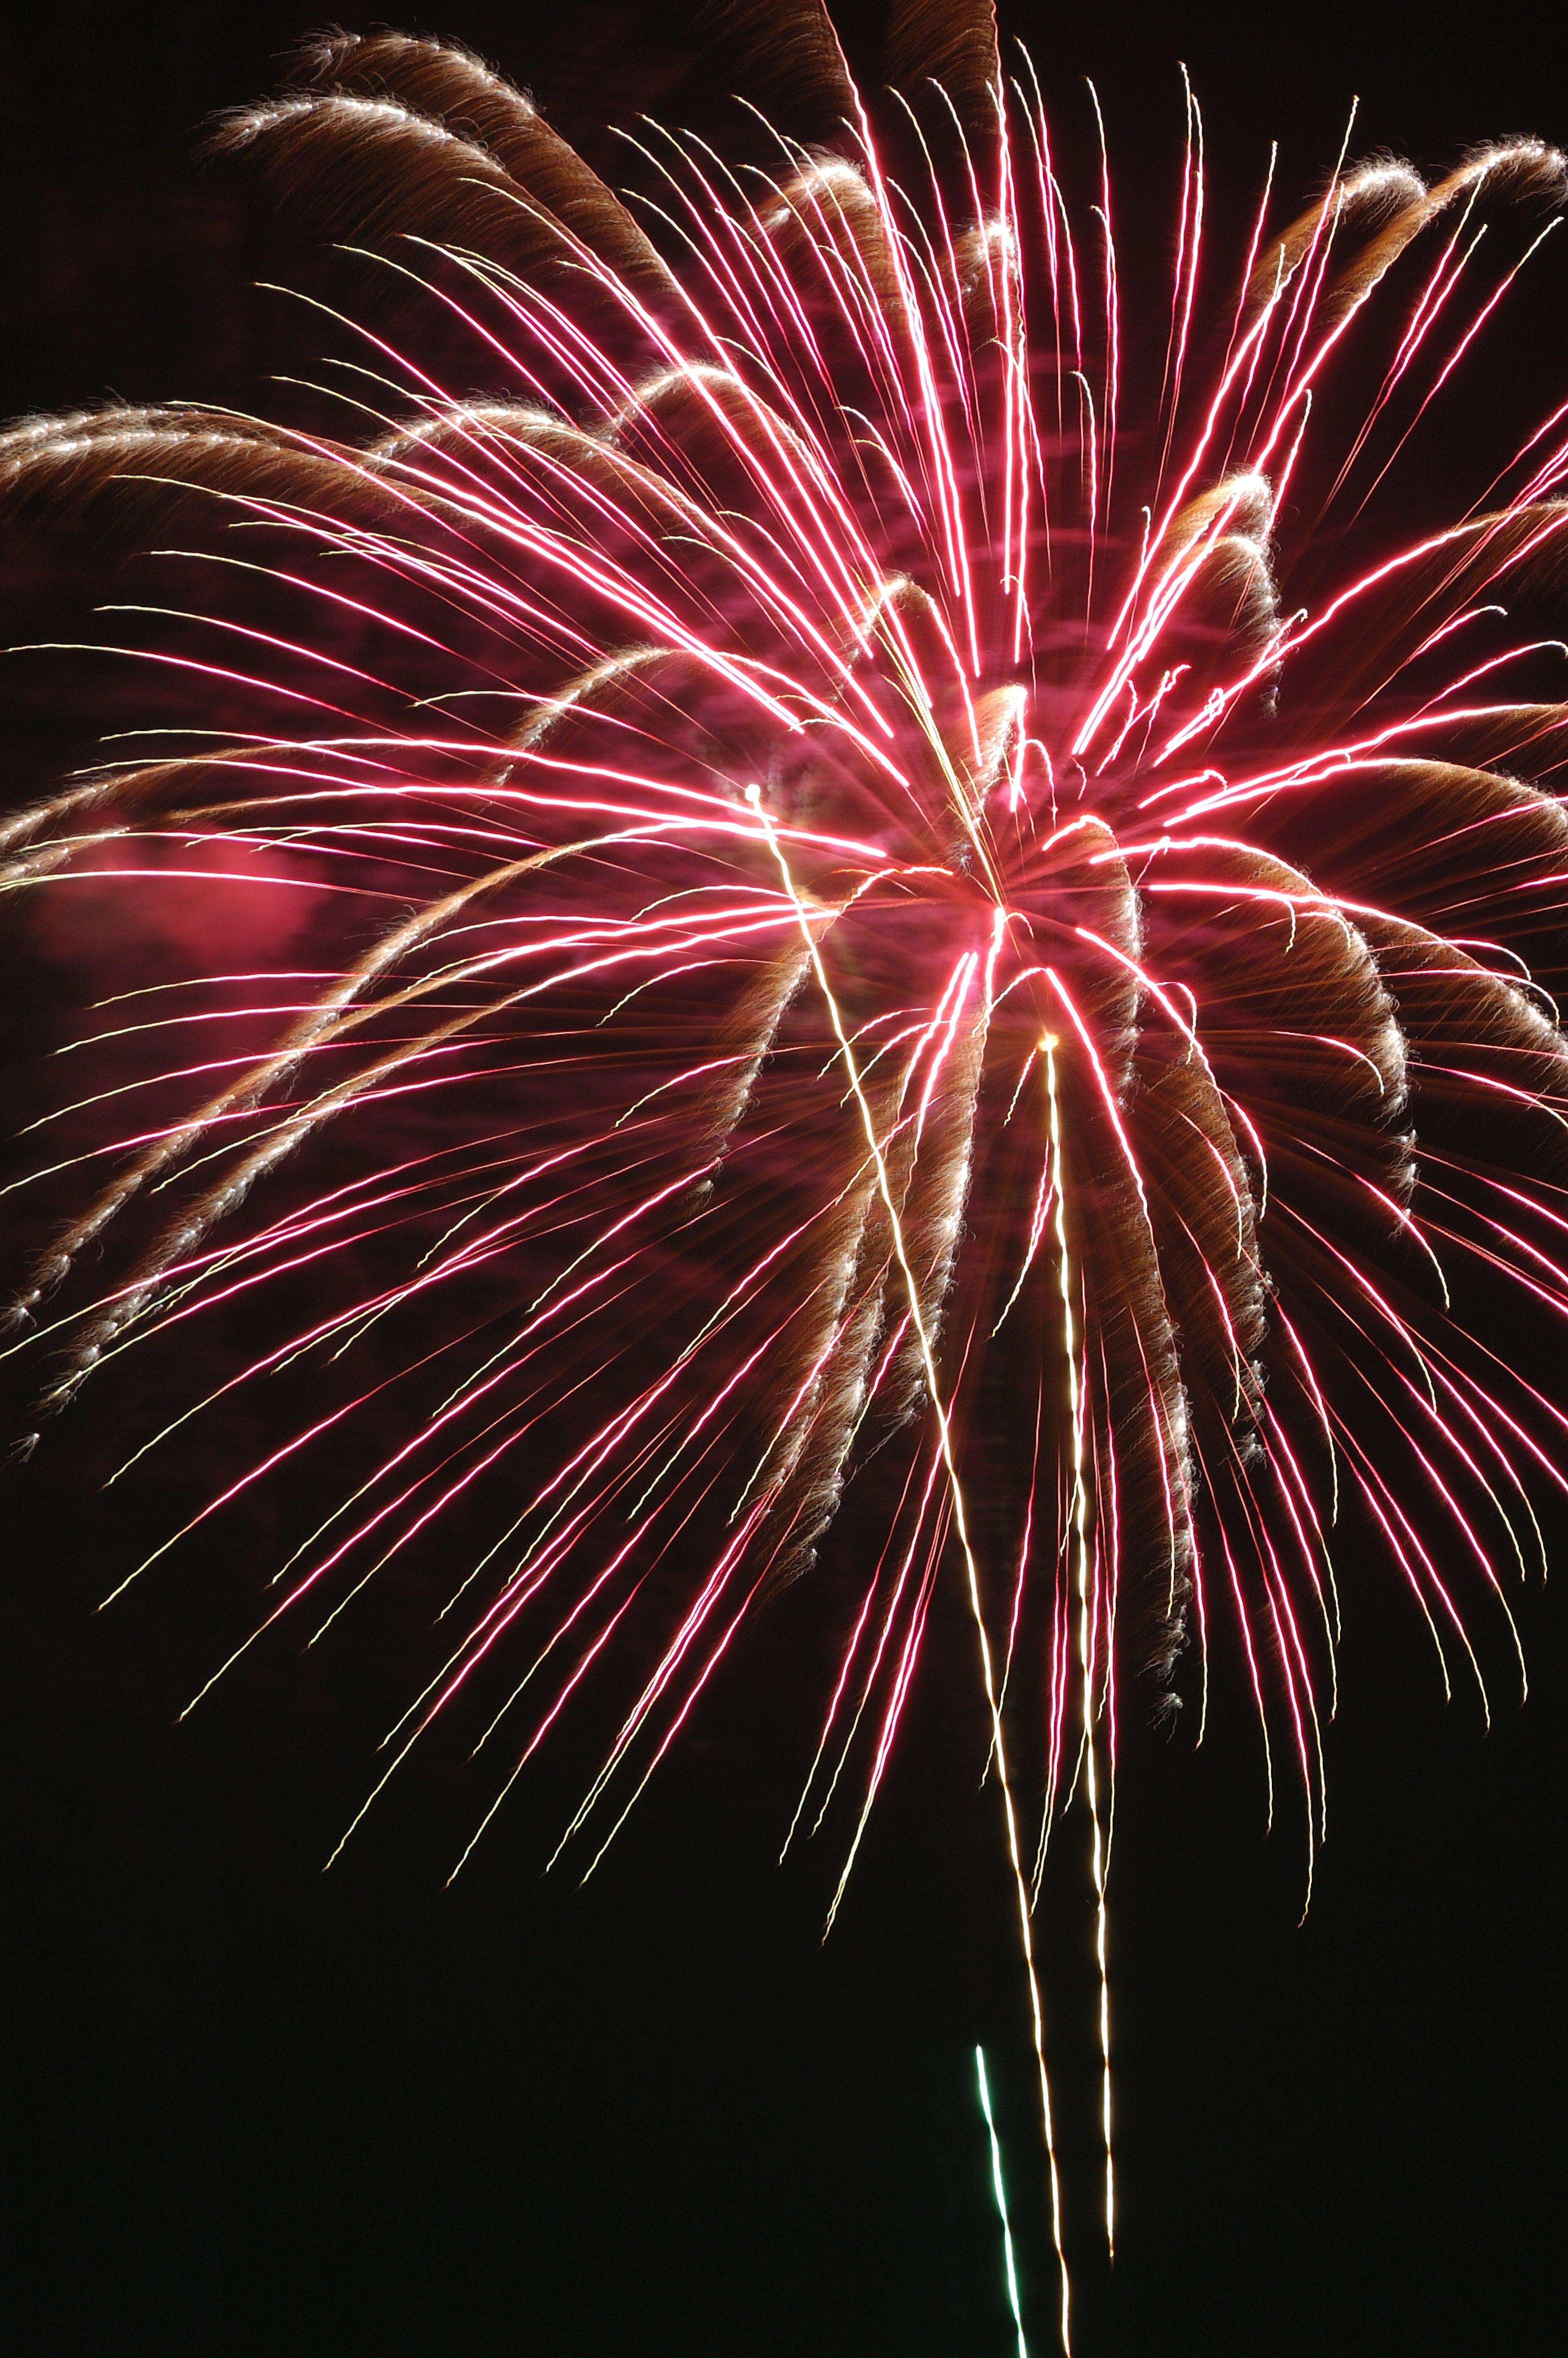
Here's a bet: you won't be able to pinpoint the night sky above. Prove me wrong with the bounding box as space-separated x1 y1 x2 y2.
2 7 1564 2353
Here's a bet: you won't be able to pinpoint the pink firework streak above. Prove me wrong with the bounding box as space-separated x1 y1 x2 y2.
4 13 1568 2342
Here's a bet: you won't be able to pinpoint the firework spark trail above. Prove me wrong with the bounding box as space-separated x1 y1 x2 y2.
751 777 1072 2322
4 8 1568 2340
977 2043 1032 2358
1041 1029 1116 2250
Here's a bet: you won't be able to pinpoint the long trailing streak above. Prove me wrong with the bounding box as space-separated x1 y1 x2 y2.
4 7 1568 2340
978 2042 1033 2358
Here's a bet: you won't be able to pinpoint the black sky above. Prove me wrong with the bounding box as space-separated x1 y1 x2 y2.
2 7 1564 2354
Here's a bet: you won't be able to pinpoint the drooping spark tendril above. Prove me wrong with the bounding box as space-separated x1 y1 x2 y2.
2 8 1567 2346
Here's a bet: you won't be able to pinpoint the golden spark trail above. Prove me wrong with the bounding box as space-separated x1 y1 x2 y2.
1042 1032 1118 2254
747 784 1072 2349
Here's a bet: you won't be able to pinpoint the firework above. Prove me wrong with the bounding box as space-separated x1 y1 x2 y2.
4 6 1566 2341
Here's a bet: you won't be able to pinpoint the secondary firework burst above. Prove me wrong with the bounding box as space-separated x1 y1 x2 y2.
4 4 1567 2335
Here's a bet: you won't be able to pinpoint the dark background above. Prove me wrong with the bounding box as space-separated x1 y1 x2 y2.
2 6 1564 2353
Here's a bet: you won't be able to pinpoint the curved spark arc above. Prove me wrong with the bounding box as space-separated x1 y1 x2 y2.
4 12 1568 2339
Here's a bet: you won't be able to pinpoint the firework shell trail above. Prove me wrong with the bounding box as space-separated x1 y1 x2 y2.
3 6 1567 2340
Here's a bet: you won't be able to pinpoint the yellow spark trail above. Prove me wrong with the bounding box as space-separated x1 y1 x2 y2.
748 785 1072 2352
1043 1032 1117 2254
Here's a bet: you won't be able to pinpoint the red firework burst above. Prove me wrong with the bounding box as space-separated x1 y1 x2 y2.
4 9 1566 2336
